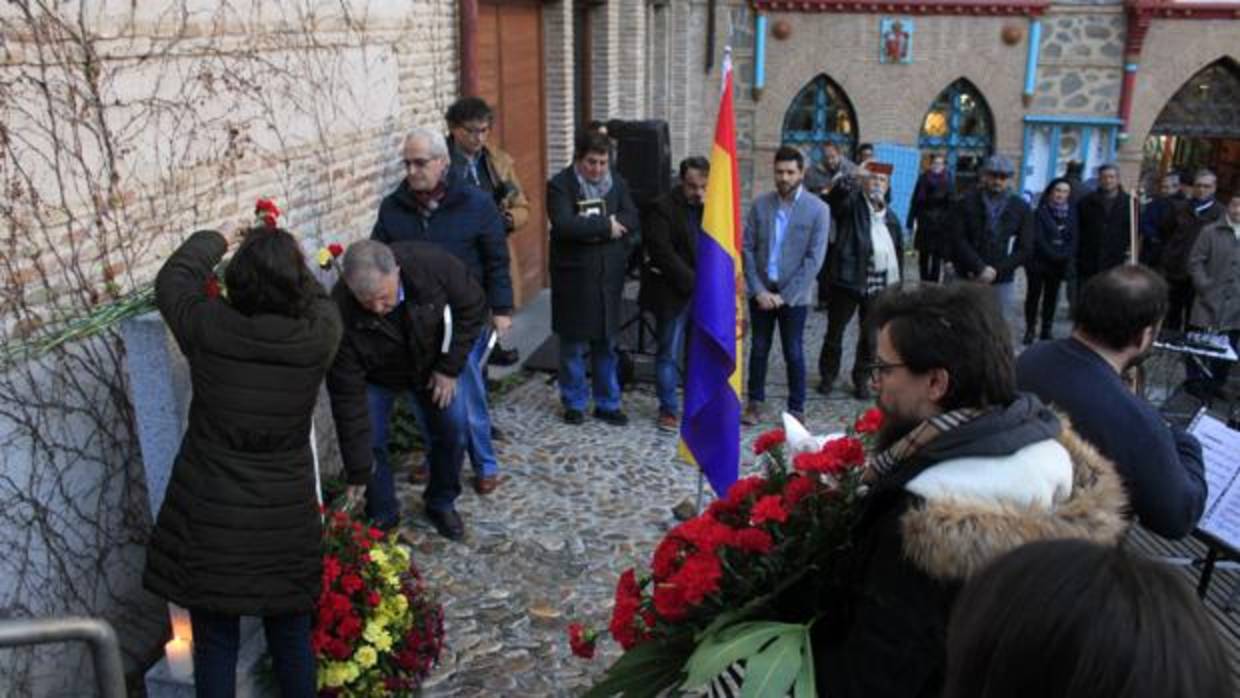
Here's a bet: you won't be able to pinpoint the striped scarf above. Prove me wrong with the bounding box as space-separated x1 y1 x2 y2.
867 407 986 480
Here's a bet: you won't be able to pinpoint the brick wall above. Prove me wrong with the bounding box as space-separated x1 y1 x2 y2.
543 0 576 172
1 1 459 333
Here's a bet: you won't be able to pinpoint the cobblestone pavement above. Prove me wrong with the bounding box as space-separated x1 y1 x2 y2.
395 308 878 697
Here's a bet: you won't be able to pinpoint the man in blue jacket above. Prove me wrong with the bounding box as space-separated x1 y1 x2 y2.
1017 265 1207 538
372 126 511 495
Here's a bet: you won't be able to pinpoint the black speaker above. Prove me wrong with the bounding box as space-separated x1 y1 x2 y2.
606 119 672 209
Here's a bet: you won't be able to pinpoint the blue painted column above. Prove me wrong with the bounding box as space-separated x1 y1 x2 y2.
754 14 767 99
1023 20 1042 105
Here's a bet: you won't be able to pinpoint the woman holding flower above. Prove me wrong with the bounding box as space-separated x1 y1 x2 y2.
143 217 344 698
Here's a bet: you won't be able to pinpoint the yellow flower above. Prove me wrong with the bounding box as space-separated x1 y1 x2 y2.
354 645 378 669
322 662 349 688
369 549 389 566
316 248 333 268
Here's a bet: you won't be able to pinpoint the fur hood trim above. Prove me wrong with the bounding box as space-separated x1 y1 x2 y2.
900 424 1129 581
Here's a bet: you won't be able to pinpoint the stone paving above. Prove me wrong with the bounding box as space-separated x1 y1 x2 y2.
393 308 877 697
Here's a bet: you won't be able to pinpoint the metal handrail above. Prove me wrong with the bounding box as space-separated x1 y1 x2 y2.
0 616 126 698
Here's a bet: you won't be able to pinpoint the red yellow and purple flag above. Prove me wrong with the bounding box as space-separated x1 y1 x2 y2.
679 51 743 497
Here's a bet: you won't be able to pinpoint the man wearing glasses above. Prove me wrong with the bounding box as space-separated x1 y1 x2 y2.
372 127 511 497
445 96 529 369
799 281 1126 698
949 155 1033 311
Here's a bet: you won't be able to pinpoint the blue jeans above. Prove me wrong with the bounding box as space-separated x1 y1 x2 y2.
558 336 621 412
655 309 689 415
747 301 808 413
412 332 498 478
190 608 313 698
367 382 466 523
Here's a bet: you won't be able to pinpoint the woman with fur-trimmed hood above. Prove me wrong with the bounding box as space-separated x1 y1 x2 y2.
802 283 1129 698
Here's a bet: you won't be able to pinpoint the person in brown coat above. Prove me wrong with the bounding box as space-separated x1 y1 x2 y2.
1160 169 1224 331
1187 192 1240 398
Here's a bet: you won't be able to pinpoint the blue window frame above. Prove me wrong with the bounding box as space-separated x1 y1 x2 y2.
781 74 858 165
919 79 995 192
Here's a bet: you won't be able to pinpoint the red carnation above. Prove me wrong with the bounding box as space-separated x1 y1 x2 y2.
254 198 281 228
728 527 774 554
854 408 884 434
670 515 735 556
674 552 723 604
651 537 685 580
609 568 644 649
337 613 362 641
653 580 688 621
567 623 597 659
328 243 344 257
725 475 768 506
340 573 364 595
328 638 352 660
752 428 786 455
367 591 381 607
822 436 866 468
750 495 789 526
782 475 818 508
322 555 342 584
204 275 221 299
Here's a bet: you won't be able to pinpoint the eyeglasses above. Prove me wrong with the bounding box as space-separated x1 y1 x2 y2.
862 360 908 381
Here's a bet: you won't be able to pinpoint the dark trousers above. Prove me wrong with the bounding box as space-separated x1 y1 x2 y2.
1024 270 1065 337
918 251 942 283
747 301 808 413
190 608 314 698
1167 278 1195 333
818 289 873 389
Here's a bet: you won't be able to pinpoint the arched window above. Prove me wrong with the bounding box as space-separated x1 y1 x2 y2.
919 79 995 193
781 74 858 165
1144 58 1240 200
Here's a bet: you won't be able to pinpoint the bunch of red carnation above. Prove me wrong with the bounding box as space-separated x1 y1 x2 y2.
573 408 883 658
311 509 443 696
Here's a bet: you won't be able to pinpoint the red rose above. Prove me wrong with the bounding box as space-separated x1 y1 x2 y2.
782 475 818 508
728 527 774 554
749 495 789 526
568 622 597 659
328 243 344 257
725 475 768 506
854 408 884 434
752 428 786 455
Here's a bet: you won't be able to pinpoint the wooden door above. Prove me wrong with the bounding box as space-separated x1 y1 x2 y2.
477 0 547 307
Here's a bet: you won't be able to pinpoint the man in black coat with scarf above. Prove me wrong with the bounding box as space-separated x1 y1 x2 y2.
639 156 708 431
546 130 641 426
326 240 487 540
818 160 904 400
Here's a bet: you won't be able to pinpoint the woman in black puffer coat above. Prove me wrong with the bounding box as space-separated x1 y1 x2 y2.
1024 178 1078 344
143 227 342 698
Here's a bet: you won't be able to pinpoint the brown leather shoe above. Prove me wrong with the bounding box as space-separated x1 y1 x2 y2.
657 412 679 433
473 475 500 495
741 402 763 426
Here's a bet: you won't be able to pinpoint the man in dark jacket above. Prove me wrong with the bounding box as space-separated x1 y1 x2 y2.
547 130 641 425
1160 169 1224 331
818 161 904 400
1017 265 1206 539
950 154 1034 311
326 240 487 540
1075 164 1132 289
372 126 510 495
639 156 708 431
1139 170 1183 267
805 282 1127 698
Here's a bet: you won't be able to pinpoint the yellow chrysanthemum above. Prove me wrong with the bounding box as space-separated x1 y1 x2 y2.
355 645 378 669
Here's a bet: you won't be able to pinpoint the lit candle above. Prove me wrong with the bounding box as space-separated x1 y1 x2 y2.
165 637 193 681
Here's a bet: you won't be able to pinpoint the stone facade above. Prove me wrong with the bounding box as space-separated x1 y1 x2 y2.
1032 7 1125 116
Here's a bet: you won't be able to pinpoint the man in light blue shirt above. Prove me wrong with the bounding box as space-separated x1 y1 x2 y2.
741 146 832 425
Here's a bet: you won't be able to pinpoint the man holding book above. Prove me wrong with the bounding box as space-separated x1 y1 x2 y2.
546 130 641 425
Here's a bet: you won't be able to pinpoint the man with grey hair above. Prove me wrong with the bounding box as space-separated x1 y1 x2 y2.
326 239 487 540
373 125 511 496
1160 168 1224 331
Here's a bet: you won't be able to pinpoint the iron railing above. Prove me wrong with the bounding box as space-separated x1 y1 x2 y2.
0 617 126 698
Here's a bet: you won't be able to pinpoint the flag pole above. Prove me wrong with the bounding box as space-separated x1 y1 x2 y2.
694 470 706 514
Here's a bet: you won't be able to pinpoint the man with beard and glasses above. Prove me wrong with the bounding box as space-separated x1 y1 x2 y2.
1017 264 1206 539
794 281 1127 698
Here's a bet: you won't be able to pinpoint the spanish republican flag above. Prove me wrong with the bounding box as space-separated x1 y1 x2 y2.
679 52 742 497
